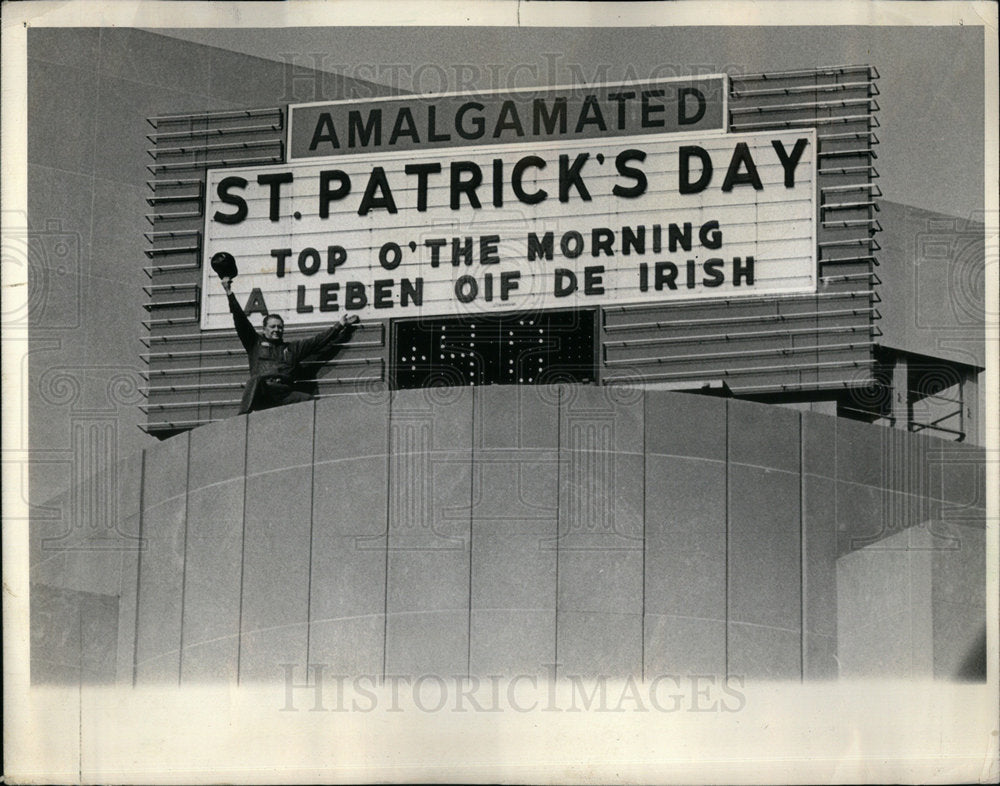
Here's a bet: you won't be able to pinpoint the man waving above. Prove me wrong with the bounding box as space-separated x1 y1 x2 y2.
214 252 360 414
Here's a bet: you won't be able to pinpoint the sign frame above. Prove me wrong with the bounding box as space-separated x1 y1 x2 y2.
200 125 818 331
286 73 731 161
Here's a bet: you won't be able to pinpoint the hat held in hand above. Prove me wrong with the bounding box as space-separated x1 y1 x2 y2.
210 251 238 279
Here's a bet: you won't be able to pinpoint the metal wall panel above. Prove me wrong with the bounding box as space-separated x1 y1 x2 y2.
141 66 879 435
601 65 879 396
108 389 985 684
142 109 388 435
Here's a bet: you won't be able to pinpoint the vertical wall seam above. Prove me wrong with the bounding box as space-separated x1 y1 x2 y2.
467 390 476 678
833 414 840 678
906 545 913 674
305 401 318 675
381 393 392 683
799 412 806 683
640 392 647 682
131 449 146 687
236 415 250 685
554 386 562 677
724 400 730 679
177 430 192 686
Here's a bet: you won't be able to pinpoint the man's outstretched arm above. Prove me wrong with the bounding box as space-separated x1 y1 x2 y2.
293 313 360 360
221 277 258 353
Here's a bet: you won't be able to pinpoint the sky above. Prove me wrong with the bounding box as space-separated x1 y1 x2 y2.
157 25 987 219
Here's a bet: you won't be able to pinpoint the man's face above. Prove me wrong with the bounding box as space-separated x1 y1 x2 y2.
263 317 284 341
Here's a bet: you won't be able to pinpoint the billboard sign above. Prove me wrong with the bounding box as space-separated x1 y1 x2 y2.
202 86 815 329
287 76 728 160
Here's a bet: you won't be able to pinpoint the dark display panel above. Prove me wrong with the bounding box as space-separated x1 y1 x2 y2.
393 310 596 389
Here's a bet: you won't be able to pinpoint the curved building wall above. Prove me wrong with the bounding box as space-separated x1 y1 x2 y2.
29 388 986 684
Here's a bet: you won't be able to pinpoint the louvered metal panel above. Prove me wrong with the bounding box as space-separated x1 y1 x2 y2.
599 65 880 395
143 67 880 434
141 107 388 436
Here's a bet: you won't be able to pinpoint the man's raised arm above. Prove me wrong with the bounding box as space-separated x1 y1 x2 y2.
221 277 258 353
294 312 361 359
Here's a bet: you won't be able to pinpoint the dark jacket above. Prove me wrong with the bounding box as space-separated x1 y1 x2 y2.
228 293 351 414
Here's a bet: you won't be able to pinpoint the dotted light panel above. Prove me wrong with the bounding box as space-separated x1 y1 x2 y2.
394 311 596 389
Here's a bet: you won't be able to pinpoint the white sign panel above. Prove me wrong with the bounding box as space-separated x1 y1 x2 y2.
201 128 816 328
